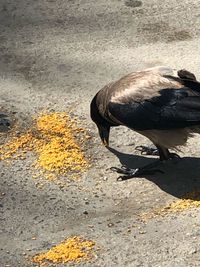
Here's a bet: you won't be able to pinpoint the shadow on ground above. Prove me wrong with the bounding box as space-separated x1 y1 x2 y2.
108 147 200 200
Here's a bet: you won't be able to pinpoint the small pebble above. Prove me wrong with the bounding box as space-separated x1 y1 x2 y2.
189 248 197 254
83 211 88 215
108 223 114 227
139 231 146 234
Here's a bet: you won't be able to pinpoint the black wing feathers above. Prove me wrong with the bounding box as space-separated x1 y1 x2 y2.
108 87 200 130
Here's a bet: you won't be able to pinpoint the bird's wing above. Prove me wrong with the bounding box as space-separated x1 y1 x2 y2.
108 86 200 130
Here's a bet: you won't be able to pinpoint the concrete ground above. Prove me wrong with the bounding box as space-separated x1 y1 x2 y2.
0 0 200 266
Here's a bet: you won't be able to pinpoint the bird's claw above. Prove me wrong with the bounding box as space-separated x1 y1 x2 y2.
135 145 159 156
169 153 181 159
111 165 164 181
110 165 132 174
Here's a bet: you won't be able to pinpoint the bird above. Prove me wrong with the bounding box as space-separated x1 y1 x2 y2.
90 66 200 180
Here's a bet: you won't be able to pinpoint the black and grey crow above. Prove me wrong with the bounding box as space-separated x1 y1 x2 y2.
90 66 200 180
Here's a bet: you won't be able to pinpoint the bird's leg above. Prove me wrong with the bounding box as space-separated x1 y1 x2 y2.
156 146 180 161
111 146 180 181
135 144 159 156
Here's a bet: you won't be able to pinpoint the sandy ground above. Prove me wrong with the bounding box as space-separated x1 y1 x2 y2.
0 0 200 266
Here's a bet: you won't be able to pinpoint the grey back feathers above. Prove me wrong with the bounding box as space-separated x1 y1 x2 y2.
95 66 181 117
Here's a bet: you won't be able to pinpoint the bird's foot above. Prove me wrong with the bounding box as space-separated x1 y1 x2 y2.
167 152 181 163
135 145 159 156
110 165 164 181
168 152 180 159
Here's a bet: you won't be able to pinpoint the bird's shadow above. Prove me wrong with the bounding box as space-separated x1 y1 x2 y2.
108 147 200 200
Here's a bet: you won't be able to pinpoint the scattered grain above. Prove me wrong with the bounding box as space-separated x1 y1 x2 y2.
33 236 95 265
0 112 89 181
140 190 200 221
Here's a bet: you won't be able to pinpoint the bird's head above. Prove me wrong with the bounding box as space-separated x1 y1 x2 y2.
90 94 111 147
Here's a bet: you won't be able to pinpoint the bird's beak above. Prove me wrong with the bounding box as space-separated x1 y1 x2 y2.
98 126 110 147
